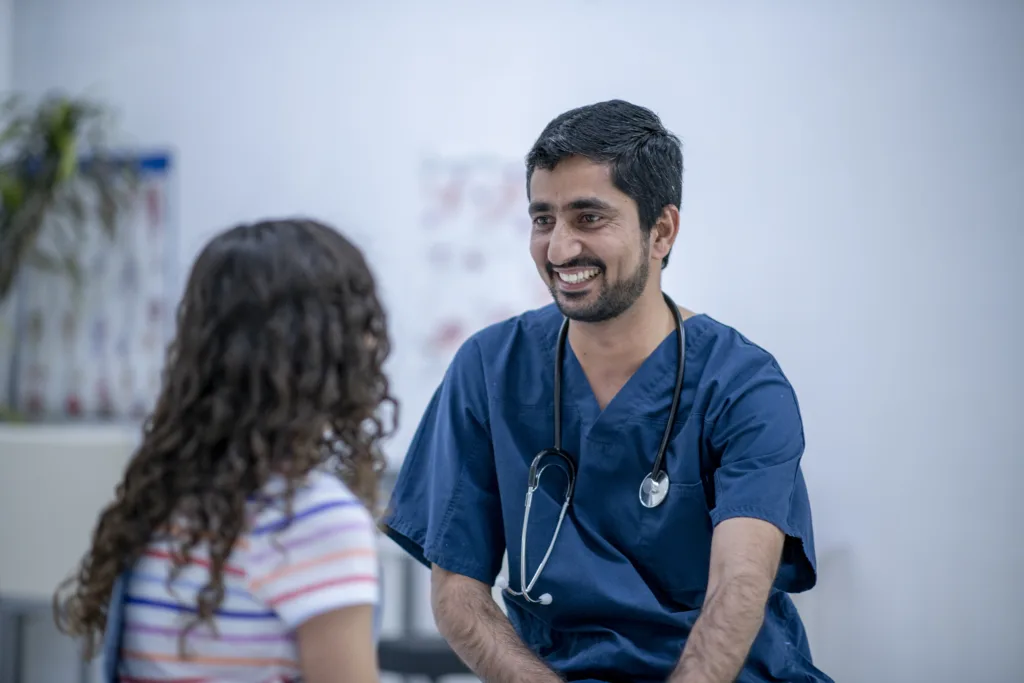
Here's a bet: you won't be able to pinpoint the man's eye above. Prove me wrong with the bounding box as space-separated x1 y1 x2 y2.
581 214 600 223
533 216 553 226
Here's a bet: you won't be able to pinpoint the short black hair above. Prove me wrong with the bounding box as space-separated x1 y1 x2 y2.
526 99 683 268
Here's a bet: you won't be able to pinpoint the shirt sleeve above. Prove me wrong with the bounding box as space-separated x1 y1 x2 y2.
243 484 380 629
706 356 818 593
382 337 504 585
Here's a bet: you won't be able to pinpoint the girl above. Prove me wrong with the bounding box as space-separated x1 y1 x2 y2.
54 219 393 683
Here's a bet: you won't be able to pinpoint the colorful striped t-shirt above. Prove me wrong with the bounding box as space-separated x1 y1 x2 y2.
118 470 380 682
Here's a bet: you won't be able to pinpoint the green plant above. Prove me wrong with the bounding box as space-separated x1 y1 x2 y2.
0 93 137 302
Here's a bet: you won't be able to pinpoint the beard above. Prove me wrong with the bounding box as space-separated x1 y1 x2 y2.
548 255 650 323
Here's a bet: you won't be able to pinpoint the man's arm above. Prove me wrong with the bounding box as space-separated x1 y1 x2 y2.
668 517 785 683
431 565 563 683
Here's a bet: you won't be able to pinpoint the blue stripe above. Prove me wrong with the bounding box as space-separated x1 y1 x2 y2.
250 499 360 536
77 152 171 174
127 571 264 606
124 595 276 619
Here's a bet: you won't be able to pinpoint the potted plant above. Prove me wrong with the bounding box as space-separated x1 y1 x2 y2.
0 93 137 418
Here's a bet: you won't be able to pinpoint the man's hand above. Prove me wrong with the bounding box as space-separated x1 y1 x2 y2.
668 517 784 683
431 565 563 683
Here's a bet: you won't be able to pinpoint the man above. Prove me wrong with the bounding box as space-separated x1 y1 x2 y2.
383 100 832 682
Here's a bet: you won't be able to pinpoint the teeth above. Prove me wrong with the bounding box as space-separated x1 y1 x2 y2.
557 268 599 284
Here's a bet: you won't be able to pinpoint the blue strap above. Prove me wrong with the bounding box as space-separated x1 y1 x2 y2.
100 572 128 683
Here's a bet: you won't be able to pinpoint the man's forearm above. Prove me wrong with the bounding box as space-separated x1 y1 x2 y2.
432 574 562 683
669 574 769 683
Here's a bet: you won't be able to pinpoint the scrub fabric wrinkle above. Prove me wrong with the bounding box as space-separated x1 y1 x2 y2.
384 304 832 683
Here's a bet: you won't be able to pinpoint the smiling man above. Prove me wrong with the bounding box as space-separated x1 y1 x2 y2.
383 100 833 683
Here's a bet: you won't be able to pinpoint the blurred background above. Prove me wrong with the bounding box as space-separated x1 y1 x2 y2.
0 1 1022 681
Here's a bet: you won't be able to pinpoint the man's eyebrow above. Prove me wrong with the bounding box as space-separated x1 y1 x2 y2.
528 197 615 214
566 197 614 212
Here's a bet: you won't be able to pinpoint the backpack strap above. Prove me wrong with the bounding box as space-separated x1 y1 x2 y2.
100 572 129 683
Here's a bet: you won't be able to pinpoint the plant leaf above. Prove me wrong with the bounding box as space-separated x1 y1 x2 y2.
0 93 130 303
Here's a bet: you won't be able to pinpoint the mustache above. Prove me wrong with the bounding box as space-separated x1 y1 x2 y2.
546 258 605 276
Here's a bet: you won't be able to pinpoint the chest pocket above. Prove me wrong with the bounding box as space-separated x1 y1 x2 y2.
609 411 715 609
636 479 714 609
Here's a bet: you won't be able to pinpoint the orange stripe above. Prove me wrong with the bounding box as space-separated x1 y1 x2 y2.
143 549 246 577
268 574 377 607
122 649 297 668
248 548 374 590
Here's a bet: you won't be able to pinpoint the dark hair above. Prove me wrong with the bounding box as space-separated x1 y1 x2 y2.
526 99 683 268
53 218 395 657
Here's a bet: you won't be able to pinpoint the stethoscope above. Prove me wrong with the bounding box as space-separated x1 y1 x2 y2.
498 293 686 605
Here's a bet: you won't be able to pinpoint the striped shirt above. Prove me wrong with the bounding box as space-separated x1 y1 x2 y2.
119 470 380 682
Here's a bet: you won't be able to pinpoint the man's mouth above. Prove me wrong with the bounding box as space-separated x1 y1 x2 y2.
555 268 600 285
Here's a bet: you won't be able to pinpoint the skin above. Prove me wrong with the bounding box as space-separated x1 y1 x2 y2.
668 518 785 682
433 155 785 682
296 604 380 683
527 155 681 409
432 566 563 683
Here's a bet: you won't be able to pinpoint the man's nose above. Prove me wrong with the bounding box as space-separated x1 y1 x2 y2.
547 220 582 266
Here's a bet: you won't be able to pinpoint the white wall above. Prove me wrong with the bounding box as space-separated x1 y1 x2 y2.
7 1 1024 681
0 425 139 683
0 0 10 93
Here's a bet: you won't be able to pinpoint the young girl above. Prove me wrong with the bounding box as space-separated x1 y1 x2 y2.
54 219 394 683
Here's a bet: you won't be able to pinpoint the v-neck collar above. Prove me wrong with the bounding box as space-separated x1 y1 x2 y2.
561 329 680 445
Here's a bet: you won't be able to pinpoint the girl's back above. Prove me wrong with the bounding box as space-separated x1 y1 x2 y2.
53 219 394 683
122 471 378 681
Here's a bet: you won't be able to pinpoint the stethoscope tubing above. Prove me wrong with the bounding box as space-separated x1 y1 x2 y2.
508 293 686 606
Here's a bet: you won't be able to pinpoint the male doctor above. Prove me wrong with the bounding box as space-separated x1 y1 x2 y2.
383 100 832 683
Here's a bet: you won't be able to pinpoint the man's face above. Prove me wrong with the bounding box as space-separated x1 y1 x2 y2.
528 156 650 323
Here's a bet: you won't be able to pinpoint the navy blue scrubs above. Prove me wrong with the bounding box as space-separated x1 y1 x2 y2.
384 304 831 682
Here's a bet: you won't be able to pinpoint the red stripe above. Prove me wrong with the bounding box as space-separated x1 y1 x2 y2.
267 574 377 607
142 548 245 577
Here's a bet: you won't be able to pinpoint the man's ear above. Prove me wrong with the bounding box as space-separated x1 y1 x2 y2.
650 205 680 264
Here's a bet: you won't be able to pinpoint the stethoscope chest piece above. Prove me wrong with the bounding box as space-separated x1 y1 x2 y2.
639 470 670 508
502 293 686 605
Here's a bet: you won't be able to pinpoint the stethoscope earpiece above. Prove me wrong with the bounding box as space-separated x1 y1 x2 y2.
500 294 686 607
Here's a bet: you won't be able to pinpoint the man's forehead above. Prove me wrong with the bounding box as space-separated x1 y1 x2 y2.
531 156 612 186
528 159 624 208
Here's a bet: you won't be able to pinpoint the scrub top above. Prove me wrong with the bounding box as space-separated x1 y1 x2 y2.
384 303 832 683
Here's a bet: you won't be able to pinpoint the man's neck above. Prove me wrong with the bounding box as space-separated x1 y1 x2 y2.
567 287 676 373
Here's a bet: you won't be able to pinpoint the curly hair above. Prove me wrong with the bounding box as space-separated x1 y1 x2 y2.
53 218 396 658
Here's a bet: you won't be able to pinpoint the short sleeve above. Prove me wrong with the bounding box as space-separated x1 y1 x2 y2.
706 357 817 593
243 481 380 629
382 337 504 584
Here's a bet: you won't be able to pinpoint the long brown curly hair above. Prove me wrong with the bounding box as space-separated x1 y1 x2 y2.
53 218 395 657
